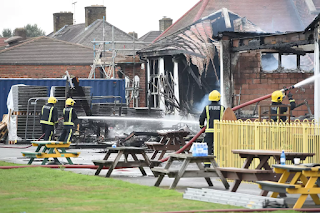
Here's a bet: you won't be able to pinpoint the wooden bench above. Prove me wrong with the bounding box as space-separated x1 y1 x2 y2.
151 167 179 178
92 159 150 175
21 141 80 165
256 164 320 209
145 130 190 160
256 181 301 194
152 167 220 178
22 151 80 158
152 154 229 189
218 167 276 182
21 152 43 157
92 147 154 177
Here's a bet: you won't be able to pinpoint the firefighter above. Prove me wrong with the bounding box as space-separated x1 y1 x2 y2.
40 97 58 141
59 98 78 142
270 90 296 122
199 90 224 167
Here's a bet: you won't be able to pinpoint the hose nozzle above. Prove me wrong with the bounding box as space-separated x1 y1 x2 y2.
281 85 295 92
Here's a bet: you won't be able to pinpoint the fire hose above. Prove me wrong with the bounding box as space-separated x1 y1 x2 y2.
159 86 295 163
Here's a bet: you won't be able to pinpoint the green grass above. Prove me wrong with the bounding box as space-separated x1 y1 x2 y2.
0 161 297 213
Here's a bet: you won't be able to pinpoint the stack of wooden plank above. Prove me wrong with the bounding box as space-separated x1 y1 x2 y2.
0 114 8 140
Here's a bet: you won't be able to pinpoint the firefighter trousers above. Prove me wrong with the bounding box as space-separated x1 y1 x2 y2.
59 126 73 143
41 124 54 141
204 132 214 155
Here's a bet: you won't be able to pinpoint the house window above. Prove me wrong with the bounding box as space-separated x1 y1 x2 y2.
261 53 313 72
281 55 297 70
261 53 278 71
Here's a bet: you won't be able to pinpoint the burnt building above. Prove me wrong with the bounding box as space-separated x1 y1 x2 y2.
138 0 317 119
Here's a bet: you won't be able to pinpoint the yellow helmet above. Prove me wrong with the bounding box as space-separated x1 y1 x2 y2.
48 97 57 104
271 90 284 103
66 98 75 106
208 90 221 101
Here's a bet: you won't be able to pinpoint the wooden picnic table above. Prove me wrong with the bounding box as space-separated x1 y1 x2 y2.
152 153 230 190
145 130 190 160
219 149 315 196
92 147 157 177
257 164 320 209
21 141 80 165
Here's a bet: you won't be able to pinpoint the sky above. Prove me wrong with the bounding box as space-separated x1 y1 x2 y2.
0 0 200 38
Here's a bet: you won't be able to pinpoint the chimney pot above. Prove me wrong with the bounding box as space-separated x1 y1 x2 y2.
159 16 173 31
85 5 106 27
53 12 73 32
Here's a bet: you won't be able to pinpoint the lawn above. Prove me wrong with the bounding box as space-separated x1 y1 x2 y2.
0 161 297 213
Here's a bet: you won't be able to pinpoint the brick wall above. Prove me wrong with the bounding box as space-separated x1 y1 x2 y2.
233 51 314 118
0 64 91 78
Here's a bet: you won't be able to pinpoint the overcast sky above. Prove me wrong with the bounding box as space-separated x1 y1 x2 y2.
1 0 200 38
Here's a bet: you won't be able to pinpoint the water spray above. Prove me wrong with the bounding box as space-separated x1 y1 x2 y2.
78 116 198 125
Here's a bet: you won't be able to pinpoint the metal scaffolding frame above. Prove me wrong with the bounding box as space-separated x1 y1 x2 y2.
88 18 151 107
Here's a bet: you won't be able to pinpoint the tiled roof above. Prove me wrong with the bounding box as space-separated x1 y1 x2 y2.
138 31 162 43
49 19 149 55
0 36 95 65
48 23 86 43
155 0 313 41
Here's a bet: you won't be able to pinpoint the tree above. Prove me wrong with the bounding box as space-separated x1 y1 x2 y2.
2 28 12 37
24 24 45 37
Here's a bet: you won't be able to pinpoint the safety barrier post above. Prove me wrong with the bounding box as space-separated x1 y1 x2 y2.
302 122 309 159
253 122 260 168
254 122 260 151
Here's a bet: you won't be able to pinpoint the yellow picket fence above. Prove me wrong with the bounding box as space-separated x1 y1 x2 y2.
214 120 320 169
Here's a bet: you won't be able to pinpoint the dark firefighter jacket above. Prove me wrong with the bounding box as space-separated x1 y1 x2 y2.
270 99 296 122
199 102 224 133
63 106 78 126
40 103 58 125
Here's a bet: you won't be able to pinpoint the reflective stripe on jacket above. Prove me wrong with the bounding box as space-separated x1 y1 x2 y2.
63 107 78 126
199 102 224 133
40 103 58 125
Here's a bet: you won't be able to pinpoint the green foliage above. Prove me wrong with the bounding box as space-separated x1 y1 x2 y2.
2 28 12 37
24 24 45 37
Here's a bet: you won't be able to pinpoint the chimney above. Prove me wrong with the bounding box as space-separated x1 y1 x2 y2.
85 5 106 27
159 16 173 32
53 12 73 32
14 28 26 40
128 32 138 39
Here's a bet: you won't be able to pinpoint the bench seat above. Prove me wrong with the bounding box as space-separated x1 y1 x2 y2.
218 167 276 181
21 152 43 157
151 167 179 178
92 159 150 168
22 151 79 158
256 181 301 194
145 142 162 146
151 167 219 178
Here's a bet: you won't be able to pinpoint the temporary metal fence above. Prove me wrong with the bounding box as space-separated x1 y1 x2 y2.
214 120 320 168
